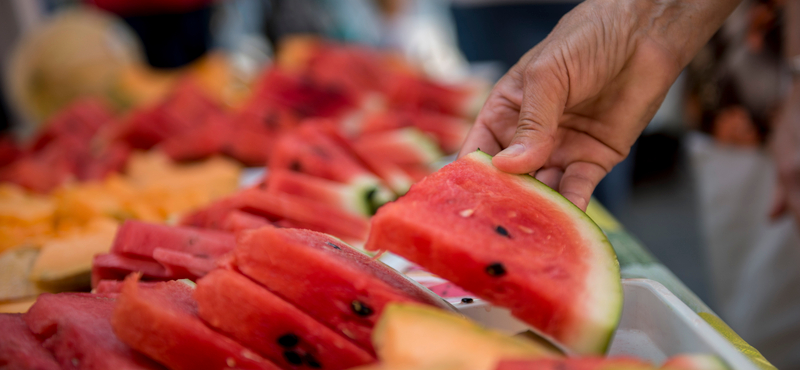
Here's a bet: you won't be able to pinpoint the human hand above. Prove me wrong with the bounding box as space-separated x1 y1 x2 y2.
458 0 740 210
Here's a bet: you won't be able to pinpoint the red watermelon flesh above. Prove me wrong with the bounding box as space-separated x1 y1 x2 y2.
150 248 218 278
222 210 272 233
358 111 470 154
265 169 374 216
195 269 376 369
397 163 433 182
0 314 60 370
75 142 132 181
30 98 113 152
364 150 622 355
92 253 172 287
111 275 279 370
160 112 232 161
180 195 250 229
234 227 451 353
24 293 165 370
384 74 473 117
111 220 235 261
496 357 655 370
351 127 443 166
93 279 162 294
253 68 356 119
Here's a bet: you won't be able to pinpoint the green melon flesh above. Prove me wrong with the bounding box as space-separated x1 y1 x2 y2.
365 150 622 355
660 354 730 370
372 303 560 370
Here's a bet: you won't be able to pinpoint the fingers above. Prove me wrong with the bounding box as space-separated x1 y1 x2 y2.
458 120 503 159
492 58 568 174
534 167 564 190
558 162 608 211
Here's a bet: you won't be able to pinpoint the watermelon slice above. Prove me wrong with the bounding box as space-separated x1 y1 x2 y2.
91 253 172 287
233 227 452 353
23 292 165 369
0 313 60 370
357 111 469 154
495 358 655 370
351 127 443 166
268 126 393 212
222 210 272 233
195 269 376 369
660 354 729 370
264 169 375 216
364 150 622 355
111 220 235 260
111 275 279 370
160 113 232 161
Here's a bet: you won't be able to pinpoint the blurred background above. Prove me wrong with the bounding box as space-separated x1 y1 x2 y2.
1 0 797 367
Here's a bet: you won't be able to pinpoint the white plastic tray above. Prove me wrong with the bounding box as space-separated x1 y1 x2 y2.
445 279 758 370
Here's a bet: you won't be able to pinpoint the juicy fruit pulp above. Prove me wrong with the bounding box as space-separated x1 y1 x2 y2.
365 150 622 355
233 227 451 354
195 269 376 369
496 357 655 370
372 303 559 370
111 275 279 370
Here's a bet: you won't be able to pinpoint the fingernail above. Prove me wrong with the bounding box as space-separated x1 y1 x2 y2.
497 144 525 158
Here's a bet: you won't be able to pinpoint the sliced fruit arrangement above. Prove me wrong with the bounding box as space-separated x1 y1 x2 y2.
365 150 623 355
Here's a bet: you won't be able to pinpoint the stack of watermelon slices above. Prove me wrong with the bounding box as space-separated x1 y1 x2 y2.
1 225 453 370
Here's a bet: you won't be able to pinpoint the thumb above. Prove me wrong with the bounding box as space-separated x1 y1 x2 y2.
492 60 567 174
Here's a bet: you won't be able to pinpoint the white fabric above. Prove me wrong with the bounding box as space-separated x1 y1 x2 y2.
689 133 800 370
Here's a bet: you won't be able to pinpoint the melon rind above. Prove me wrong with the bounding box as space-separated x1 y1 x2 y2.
366 150 622 355
468 150 623 354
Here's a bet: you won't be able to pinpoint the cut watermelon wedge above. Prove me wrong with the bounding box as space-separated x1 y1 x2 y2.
351 127 442 166
269 126 393 212
111 275 279 370
222 210 272 233
264 169 374 216
195 269 376 369
0 313 60 370
365 150 622 355
24 293 165 369
233 227 452 354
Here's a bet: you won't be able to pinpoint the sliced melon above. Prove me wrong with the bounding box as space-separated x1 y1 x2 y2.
497 357 656 370
372 303 559 370
365 150 622 355
660 354 730 370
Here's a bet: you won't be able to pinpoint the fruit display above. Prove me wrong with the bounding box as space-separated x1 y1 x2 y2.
365 150 622 355
0 34 750 370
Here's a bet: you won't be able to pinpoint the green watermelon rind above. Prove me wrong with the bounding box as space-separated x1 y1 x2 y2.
467 150 623 355
349 175 396 215
395 127 444 164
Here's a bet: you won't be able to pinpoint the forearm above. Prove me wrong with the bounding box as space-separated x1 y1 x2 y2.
629 0 742 67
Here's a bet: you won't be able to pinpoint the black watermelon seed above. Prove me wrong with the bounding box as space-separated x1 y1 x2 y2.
461 297 474 304
485 263 507 277
283 351 303 365
303 354 322 368
351 300 374 317
495 225 511 238
277 334 299 348
326 241 341 250
290 161 302 172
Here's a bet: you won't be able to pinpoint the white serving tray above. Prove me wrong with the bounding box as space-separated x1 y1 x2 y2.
445 279 758 370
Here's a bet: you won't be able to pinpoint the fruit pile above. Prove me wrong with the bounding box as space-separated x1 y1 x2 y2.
1 152 731 370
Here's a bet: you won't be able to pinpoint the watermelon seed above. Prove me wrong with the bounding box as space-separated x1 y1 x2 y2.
303 354 322 368
72 358 79 367
290 161 302 172
459 209 474 217
351 300 374 316
278 333 299 348
485 263 507 276
284 351 303 365
226 357 236 367
326 241 341 250
495 226 511 238
461 297 474 303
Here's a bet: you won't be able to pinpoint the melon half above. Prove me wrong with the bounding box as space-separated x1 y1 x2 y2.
365 150 622 355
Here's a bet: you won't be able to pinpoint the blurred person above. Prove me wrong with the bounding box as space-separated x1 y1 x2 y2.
685 1 800 366
456 0 800 366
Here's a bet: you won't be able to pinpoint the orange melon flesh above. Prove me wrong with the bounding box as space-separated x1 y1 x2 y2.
660 354 730 370
496 357 655 370
364 150 622 355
